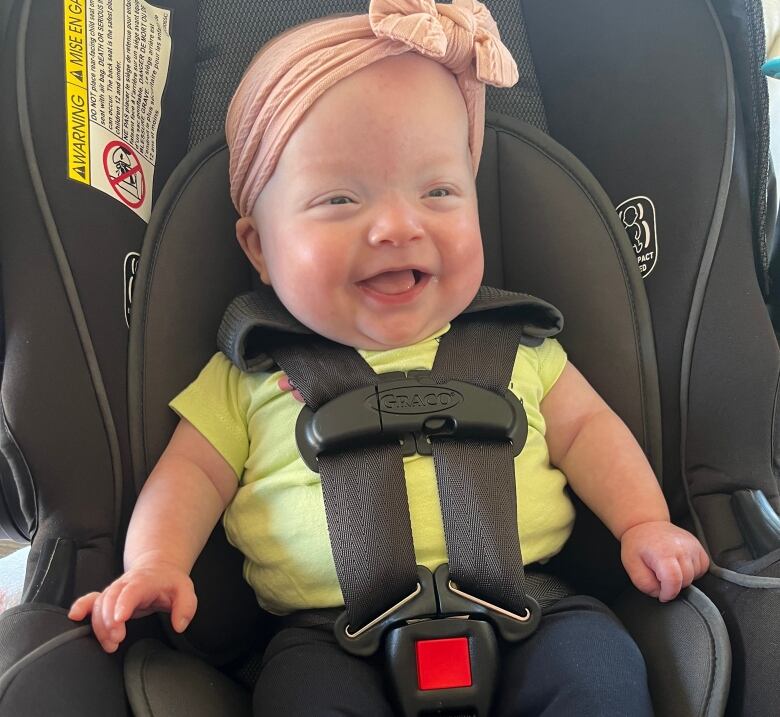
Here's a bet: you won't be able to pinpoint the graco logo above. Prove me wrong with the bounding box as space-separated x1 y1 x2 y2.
616 196 658 279
368 386 464 415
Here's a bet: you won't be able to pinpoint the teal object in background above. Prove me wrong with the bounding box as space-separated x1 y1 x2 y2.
762 57 780 77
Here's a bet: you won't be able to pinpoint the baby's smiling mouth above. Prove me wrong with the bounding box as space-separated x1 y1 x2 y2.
357 268 427 296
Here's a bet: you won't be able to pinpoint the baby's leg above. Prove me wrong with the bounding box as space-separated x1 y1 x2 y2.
252 624 395 716
493 596 653 717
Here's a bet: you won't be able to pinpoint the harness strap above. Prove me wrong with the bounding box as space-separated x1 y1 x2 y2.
266 335 418 631
430 315 533 614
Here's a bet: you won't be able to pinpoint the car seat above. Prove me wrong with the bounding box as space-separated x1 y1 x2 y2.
0 0 774 714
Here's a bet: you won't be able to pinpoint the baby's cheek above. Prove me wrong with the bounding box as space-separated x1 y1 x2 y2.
450 228 484 274
282 281 357 343
446 244 484 301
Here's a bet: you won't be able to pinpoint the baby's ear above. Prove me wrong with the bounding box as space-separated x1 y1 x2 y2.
235 216 271 285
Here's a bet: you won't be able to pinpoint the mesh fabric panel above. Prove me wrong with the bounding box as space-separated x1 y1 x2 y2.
485 1 547 130
188 0 547 150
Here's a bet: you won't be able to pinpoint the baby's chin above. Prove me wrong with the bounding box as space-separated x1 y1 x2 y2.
343 317 450 350
277 292 462 349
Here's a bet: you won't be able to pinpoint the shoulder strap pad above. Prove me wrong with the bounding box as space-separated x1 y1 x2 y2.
460 286 563 346
217 285 311 372
218 285 564 371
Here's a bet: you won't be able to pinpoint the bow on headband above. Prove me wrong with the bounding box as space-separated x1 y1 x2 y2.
226 0 518 217
370 0 517 81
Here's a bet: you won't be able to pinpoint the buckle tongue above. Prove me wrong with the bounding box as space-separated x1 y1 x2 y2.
434 564 541 642
334 566 437 657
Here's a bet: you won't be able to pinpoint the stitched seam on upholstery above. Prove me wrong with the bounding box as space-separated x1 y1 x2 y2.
0 625 92 700
28 540 59 602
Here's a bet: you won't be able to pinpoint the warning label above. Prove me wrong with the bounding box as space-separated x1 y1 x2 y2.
64 0 171 221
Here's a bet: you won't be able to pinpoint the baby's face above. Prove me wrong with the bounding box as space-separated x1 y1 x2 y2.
237 54 484 349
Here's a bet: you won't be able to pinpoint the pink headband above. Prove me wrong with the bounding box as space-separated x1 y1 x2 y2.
225 0 519 217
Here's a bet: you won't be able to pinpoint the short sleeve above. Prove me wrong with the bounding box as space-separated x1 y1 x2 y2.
169 352 248 478
536 338 568 397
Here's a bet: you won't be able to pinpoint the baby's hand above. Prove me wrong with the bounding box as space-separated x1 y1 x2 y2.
278 374 304 403
620 521 709 602
68 561 196 653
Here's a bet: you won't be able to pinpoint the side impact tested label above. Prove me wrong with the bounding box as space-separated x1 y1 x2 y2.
616 196 658 279
64 0 171 221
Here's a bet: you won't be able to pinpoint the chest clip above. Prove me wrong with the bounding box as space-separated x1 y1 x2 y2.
295 370 528 472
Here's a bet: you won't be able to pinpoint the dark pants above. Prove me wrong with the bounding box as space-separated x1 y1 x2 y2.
252 596 654 716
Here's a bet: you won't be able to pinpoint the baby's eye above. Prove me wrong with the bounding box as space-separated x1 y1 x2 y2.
427 188 451 198
327 196 354 205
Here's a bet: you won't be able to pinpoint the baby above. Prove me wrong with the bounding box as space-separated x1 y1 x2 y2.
69 1 708 715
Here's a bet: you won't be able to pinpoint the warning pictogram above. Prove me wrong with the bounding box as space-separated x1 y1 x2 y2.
103 141 146 209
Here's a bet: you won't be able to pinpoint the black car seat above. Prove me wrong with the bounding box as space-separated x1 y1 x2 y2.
0 0 773 714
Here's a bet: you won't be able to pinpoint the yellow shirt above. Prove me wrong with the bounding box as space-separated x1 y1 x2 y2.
170 326 574 615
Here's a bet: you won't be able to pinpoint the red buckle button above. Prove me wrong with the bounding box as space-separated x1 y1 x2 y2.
415 636 472 690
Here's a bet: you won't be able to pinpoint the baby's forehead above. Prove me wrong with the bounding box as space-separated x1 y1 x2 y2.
225 2 513 217
286 144 470 175
297 55 468 128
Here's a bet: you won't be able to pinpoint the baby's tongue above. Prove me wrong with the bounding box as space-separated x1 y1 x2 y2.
361 269 416 295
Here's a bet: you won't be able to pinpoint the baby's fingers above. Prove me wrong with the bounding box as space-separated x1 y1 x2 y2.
679 556 696 590
654 558 683 602
170 585 197 633
624 556 661 598
99 582 127 633
277 375 304 403
278 375 293 392
91 593 123 652
695 545 711 577
97 581 148 652
113 580 159 623
68 592 100 621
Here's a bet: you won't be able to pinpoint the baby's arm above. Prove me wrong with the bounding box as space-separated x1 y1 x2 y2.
541 362 709 601
68 418 238 651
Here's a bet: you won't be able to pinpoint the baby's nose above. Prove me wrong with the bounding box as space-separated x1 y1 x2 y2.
367 199 425 247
